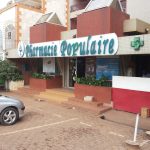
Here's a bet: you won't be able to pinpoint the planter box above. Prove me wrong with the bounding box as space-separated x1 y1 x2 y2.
30 76 62 90
9 80 24 91
74 83 112 103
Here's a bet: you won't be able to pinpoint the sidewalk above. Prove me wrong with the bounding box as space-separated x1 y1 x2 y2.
104 109 150 131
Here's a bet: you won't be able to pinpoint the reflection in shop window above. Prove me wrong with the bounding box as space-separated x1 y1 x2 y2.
96 58 120 80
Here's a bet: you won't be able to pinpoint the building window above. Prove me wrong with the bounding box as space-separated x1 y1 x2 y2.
8 32 11 39
5 24 16 49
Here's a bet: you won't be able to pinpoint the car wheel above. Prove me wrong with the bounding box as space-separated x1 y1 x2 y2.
0 107 19 125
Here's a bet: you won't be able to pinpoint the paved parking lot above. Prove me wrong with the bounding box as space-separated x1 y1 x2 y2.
0 92 149 150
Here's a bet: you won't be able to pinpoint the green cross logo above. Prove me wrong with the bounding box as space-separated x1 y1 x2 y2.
131 37 144 51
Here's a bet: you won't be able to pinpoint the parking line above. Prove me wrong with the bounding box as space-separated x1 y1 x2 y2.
109 131 125 138
0 118 78 136
140 140 150 147
53 114 62 118
80 122 92 127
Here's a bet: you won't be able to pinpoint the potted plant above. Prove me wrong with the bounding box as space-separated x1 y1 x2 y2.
75 76 112 103
30 72 62 90
0 60 24 91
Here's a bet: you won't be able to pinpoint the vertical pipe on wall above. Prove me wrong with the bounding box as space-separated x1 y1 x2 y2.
42 0 46 13
15 5 19 47
66 0 70 30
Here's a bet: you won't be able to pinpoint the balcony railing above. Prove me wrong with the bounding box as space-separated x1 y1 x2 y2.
70 1 90 12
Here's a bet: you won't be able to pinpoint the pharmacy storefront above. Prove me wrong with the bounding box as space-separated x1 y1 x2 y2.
18 33 119 88
14 33 150 113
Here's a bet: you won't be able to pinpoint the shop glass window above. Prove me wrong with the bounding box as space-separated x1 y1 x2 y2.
96 58 120 80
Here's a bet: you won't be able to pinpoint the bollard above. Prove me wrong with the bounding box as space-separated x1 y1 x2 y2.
133 114 139 142
125 114 140 146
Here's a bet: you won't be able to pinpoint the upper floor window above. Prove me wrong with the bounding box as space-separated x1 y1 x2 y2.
5 24 16 49
70 0 91 12
8 32 11 39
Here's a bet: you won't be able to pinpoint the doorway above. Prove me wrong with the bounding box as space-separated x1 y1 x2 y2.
68 57 85 87
69 58 77 87
77 57 85 78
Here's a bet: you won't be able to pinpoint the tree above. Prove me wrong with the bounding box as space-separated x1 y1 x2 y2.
0 60 23 90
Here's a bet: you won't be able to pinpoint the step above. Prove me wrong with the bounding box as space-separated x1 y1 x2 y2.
68 97 103 107
34 95 71 104
14 90 40 94
12 91 37 98
44 89 74 97
38 92 73 100
37 94 69 101
98 106 112 114
17 88 43 93
46 88 74 93
12 87 41 98
16 90 40 95
63 97 112 114
103 101 113 107
39 92 73 98
33 88 74 104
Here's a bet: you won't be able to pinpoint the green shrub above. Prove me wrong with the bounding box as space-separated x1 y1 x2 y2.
0 60 23 82
76 76 112 87
0 79 5 85
32 73 53 79
11 72 23 81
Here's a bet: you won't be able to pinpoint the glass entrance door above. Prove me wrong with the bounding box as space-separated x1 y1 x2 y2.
77 57 85 78
69 58 77 87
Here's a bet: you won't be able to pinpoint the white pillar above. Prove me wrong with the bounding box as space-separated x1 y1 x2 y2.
133 114 140 142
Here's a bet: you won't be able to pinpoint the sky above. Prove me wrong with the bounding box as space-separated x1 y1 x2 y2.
0 0 13 9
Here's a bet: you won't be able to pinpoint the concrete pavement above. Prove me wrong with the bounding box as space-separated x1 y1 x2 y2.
0 91 149 150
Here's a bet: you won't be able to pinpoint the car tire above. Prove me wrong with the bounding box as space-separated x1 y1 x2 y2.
0 107 19 126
